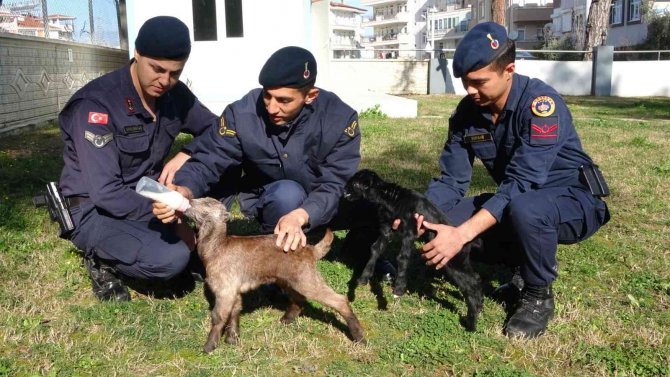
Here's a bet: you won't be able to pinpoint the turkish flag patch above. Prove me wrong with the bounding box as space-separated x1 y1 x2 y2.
530 116 559 145
88 112 109 125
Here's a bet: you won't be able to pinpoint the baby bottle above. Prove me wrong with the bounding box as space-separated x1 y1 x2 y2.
135 176 191 212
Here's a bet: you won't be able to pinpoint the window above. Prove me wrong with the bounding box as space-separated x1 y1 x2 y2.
225 0 244 37
438 19 443 29
192 0 217 41
610 0 623 24
628 0 641 21
518 29 526 40
479 0 485 19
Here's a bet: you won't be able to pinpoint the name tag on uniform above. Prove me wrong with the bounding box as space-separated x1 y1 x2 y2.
123 125 144 134
464 132 492 144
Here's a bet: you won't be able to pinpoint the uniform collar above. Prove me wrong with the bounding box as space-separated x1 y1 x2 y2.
120 59 155 120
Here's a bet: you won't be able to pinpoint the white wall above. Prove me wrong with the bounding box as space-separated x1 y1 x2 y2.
126 0 314 115
515 60 592 95
611 60 670 96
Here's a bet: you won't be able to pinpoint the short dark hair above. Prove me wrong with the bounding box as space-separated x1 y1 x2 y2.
490 39 516 74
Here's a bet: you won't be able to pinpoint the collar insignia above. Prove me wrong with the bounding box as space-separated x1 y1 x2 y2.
218 117 236 137
344 120 358 138
125 97 135 113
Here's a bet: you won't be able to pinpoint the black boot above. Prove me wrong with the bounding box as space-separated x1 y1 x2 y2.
492 266 524 309
504 284 554 338
83 256 130 302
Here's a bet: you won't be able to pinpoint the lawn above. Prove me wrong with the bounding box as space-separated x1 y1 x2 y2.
0 95 669 376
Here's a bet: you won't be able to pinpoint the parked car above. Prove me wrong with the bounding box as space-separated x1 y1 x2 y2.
516 51 538 60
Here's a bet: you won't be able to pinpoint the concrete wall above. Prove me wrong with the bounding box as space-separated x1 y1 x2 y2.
0 34 127 135
611 60 670 97
328 59 429 95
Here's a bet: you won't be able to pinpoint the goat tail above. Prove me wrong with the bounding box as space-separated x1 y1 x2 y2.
312 228 334 260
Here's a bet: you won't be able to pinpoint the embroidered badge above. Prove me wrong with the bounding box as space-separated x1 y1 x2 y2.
218 117 236 137
531 96 556 117
344 120 358 137
88 112 109 125
303 62 310 80
464 132 493 144
486 33 499 49
530 116 559 145
125 97 135 113
123 125 144 134
84 130 113 148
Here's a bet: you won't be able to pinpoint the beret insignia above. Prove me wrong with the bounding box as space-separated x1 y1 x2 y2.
84 130 113 148
486 33 499 49
218 117 236 137
303 62 310 80
531 96 556 117
344 120 358 138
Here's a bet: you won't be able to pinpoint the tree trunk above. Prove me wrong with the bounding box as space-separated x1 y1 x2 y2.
115 0 128 50
492 0 505 25
583 0 612 60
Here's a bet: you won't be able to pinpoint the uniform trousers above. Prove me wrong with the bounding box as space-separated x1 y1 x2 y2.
442 187 609 286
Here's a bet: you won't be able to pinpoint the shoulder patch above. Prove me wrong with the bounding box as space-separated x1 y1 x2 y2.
88 112 109 125
218 117 236 137
531 96 555 117
84 130 114 148
344 120 358 138
530 116 559 145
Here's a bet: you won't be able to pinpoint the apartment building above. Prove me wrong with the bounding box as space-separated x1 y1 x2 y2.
470 0 553 49
360 0 471 59
328 1 367 58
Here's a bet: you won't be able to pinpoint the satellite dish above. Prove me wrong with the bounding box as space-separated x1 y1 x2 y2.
509 30 519 41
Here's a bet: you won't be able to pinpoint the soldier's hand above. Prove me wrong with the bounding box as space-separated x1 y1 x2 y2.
153 201 178 223
274 208 309 252
159 152 191 186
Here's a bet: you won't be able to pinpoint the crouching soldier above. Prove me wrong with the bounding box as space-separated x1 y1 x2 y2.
57 16 217 301
412 22 611 338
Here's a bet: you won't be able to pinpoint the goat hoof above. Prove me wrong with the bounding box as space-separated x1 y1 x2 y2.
392 288 406 298
280 315 296 325
224 335 239 345
203 342 216 353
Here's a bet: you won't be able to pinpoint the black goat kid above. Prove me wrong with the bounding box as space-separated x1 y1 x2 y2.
343 169 483 331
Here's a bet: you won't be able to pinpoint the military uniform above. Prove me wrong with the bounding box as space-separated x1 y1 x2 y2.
425 21 610 337
59 62 216 280
175 87 361 231
426 73 610 286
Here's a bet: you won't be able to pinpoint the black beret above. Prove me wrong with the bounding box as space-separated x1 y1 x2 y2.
453 22 509 78
258 46 317 88
135 16 191 59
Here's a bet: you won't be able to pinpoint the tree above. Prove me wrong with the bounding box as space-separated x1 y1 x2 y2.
642 11 670 50
583 0 613 60
492 0 505 25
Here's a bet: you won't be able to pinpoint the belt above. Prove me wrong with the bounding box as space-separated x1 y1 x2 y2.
66 196 91 208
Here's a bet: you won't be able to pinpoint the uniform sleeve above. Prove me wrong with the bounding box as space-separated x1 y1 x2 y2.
61 99 153 219
301 115 361 229
481 95 571 221
179 95 218 155
174 106 243 197
425 114 474 212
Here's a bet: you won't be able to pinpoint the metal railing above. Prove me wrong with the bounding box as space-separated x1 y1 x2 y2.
0 0 122 48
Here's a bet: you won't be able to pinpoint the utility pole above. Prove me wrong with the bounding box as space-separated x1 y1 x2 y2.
41 0 49 38
88 0 95 44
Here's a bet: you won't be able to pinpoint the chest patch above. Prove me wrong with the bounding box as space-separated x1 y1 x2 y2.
530 116 559 145
123 125 144 134
84 130 113 148
464 132 492 144
88 112 108 125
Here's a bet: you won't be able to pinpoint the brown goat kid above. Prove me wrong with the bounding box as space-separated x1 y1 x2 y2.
184 198 365 353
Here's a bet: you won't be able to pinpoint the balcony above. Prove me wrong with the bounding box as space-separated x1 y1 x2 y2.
432 25 469 40
361 32 413 47
363 12 410 27
511 4 554 23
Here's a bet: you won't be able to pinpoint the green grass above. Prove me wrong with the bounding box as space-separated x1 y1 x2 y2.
1 95 669 376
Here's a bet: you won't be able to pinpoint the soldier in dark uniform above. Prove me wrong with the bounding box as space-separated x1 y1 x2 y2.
155 46 363 249
59 16 217 301
412 22 610 338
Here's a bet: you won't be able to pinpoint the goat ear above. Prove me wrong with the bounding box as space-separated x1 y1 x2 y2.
222 211 231 222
